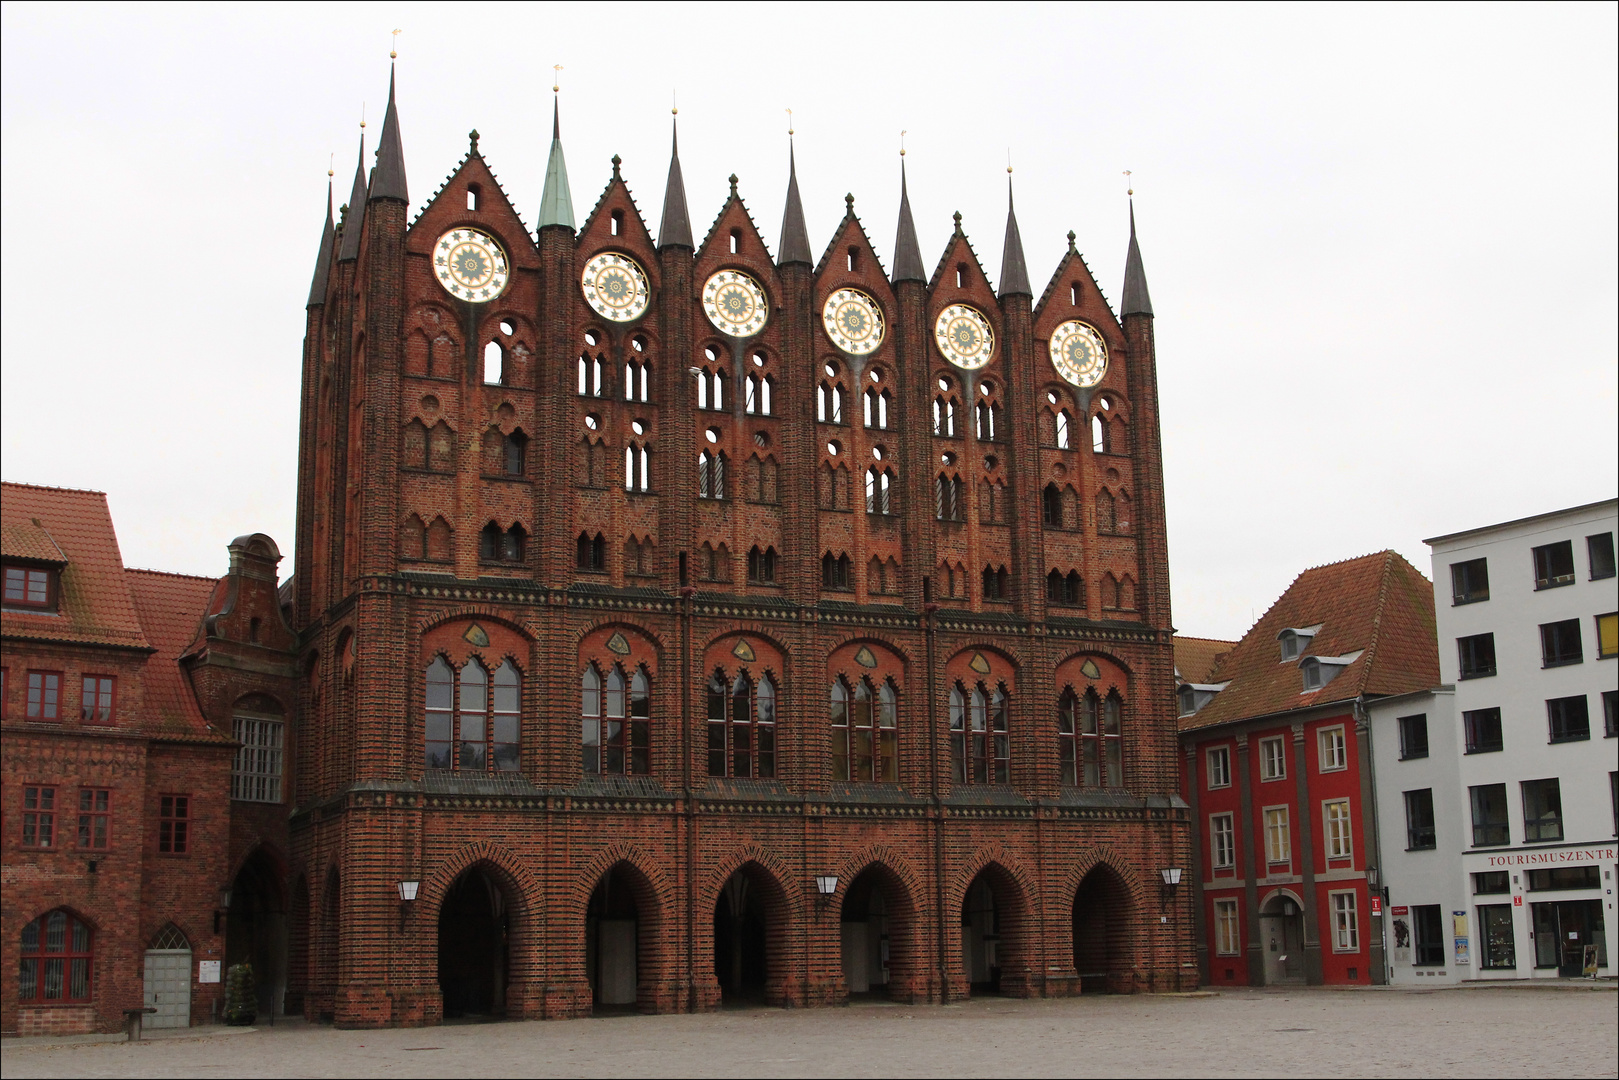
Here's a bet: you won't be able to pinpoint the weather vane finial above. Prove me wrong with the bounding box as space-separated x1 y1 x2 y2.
390 29 400 59
328 153 334 178
786 108 793 136
553 64 562 93
359 102 366 130
1007 149 1013 175
671 90 678 116
900 130 906 157
1124 169 1133 197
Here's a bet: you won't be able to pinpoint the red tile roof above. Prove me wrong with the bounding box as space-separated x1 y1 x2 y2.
1174 636 1236 685
1178 551 1439 733
1 482 149 650
125 568 218 734
1 515 68 564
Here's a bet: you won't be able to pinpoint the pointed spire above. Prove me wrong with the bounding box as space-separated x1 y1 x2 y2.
1121 198 1154 317
778 137 811 266
891 159 925 284
370 64 408 203
307 179 336 307
536 96 576 231
998 173 1031 299
337 135 368 261
658 115 693 249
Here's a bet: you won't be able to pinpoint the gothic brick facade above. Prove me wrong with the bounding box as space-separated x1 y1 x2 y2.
290 68 1193 1026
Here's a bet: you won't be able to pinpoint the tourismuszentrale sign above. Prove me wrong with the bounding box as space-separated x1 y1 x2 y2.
1483 846 1616 868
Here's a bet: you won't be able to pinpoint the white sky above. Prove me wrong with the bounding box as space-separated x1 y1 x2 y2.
2 3 1615 641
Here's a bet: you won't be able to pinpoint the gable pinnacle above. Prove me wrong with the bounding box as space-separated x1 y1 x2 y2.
729 173 739 197
370 63 408 203
337 135 368 261
307 178 336 307
1067 230 1077 253
612 154 622 181
777 138 812 266
891 159 925 284
537 96 576 231
1121 196 1154 317
952 210 964 234
998 174 1031 299
657 116 694 249
468 129 481 157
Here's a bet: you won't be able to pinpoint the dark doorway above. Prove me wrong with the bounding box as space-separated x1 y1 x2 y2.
714 870 768 1003
960 872 1001 994
1072 866 1131 993
587 865 640 1013
840 869 892 998
1259 893 1306 985
1533 899 1607 976
225 847 287 1018
438 868 509 1019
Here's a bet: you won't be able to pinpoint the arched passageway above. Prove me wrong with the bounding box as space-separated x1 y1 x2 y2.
1072 865 1136 993
840 866 915 999
586 865 641 1012
960 871 1003 994
714 865 781 1005
225 847 287 1018
1259 892 1306 985
438 867 511 1019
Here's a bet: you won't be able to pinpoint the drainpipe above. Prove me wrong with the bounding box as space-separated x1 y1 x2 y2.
1355 695 1388 985
681 584 696 1012
923 582 947 1003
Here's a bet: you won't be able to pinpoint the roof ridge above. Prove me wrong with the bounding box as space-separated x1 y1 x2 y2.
0 480 108 496
125 567 220 583
1354 550 1397 693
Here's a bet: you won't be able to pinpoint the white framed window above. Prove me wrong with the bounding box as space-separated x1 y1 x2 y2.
231 712 284 803
1318 725 1347 771
1323 798 1353 860
1206 746 1231 789
1264 806 1291 865
1210 812 1235 870
1259 735 1287 781
1214 899 1241 956
1330 890 1360 952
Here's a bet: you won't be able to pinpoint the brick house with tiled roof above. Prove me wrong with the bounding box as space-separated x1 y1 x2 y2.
1177 551 1439 987
1 482 296 1035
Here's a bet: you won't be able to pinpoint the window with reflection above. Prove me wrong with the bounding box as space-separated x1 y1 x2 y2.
424 656 521 772
950 681 1009 784
582 663 651 776
831 677 897 782
707 670 776 779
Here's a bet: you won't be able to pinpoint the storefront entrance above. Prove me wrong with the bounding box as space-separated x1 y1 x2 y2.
1532 900 1607 977
1260 894 1305 985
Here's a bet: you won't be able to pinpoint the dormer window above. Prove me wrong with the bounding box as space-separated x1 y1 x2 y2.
1277 625 1321 662
3 565 58 612
1300 658 1325 691
1299 651 1362 693
1178 681 1229 717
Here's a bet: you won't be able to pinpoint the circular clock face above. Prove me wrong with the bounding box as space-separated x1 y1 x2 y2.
702 270 769 337
821 288 884 355
934 304 994 370
581 252 650 323
1049 320 1109 388
434 228 510 302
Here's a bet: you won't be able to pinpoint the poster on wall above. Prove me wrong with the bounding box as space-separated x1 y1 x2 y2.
198 960 221 984
1452 911 1470 966
1391 907 1411 964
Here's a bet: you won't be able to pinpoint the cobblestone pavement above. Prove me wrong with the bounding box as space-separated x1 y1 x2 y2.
3 985 1615 1079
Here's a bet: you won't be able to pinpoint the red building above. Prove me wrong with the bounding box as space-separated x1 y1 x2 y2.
1178 552 1439 986
1 483 296 1035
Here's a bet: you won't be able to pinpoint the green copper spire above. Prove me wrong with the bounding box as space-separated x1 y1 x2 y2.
536 98 575 231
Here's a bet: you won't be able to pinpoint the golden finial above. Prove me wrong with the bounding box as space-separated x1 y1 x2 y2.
900 130 906 157
360 103 366 130
786 108 793 136
1007 149 1013 175
1124 169 1133 197
672 90 678 116
390 29 400 59
552 64 562 93
328 153 334 178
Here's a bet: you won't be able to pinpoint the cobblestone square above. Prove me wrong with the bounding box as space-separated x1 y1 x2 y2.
3 986 1614 1079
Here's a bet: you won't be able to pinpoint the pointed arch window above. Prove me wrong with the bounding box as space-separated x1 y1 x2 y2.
18 910 93 1004
1091 414 1106 453
582 663 651 776
817 382 845 424
821 551 852 590
974 399 1002 442
831 676 898 783
624 443 651 492
950 681 1009 784
1042 483 1064 528
935 474 964 521
698 450 727 499
1055 409 1071 449
624 358 651 402
424 655 521 773
933 395 958 437
747 545 777 583
578 352 607 397
577 531 606 572
865 467 895 515
707 670 776 778
863 388 892 430
1058 689 1080 786
746 373 774 416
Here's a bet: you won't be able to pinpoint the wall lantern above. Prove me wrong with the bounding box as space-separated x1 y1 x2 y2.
213 887 233 935
1160 868 1183 887
397 880 420 932
1366 865 1379 888
814 875 839 909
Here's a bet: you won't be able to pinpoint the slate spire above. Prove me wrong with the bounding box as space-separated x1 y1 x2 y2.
306 178 335 307
998 173 1031 299
777 137 812 266
536 97 576 230
1121 198 1154 317
370 64 408 204
658 116 693 249
891 159 925 284
337 135 368 262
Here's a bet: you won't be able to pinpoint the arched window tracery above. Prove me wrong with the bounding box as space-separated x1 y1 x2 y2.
950 681 1009 784
707 669 776 779
424 655 521 772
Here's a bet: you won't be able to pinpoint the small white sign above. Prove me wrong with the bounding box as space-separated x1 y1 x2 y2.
198 960 221 984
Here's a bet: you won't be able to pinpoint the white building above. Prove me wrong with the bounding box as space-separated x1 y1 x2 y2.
1370 499 1617 984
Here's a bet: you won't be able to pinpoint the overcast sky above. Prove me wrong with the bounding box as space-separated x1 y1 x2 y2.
2 3 1615 641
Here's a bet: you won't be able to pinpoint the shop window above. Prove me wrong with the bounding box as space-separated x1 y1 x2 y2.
77 789 110 850
1547 695 1590 743
1214 899 1240 956
158 795 190 854
1478 904 1516 970
1412 904 1444 966
1469 783 1509 846
1463 707 1503 754
1210 813 1235 870
1404 789 1436 850
1450 557 1489 604
1206 746 1231 789
1472 871 1510 894
1398 714 1429 759
1532 540 1575 589
80 676 115 723
21 785 55 847
1457 633 1497 678
949 681 1009 785
1259 735 1286 780
1521 778 1563 842
1590 532 1616 579
17 910 93 1004
1527 865 1600 891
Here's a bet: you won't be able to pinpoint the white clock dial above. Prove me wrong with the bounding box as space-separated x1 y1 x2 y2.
821 288 884 355
433 227 510 302
702 270 769 337
934 303 994 370
1050 320 1108 388
581 252 651 323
